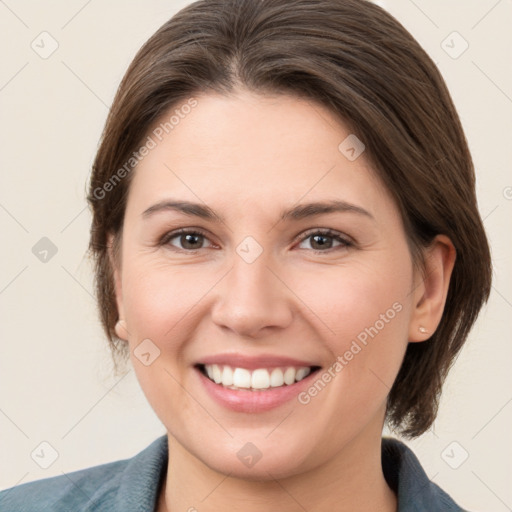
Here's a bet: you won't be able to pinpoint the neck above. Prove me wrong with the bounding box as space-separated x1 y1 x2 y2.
158 424 397 512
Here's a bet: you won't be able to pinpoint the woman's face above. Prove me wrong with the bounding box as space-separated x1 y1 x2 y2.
112 90 423 478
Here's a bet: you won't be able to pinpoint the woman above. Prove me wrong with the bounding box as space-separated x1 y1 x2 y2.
0 0 492 510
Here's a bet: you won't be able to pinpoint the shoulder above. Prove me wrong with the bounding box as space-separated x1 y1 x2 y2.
0 435 168 512
0 459 126 512
382 437 471 512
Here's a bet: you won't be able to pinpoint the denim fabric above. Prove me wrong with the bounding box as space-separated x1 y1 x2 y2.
382 438 469 511
0 435 469 511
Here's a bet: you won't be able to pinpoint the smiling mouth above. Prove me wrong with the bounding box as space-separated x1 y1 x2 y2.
196 364 322 391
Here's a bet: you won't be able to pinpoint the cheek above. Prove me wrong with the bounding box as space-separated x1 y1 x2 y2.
299 253 412 340
121 260 218 341
296 254 413 393
119 261 207 428
286 265 412 453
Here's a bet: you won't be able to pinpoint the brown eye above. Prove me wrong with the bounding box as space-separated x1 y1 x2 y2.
297 230 352 252
160 229 213 251
177 233 205 250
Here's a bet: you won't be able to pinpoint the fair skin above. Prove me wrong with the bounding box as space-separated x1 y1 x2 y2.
109 89 455 512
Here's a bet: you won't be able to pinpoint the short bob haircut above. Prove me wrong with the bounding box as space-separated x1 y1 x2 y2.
87 0 492 438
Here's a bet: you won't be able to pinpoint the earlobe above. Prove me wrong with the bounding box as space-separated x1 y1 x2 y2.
114 319 129 340
107 233 128 341
409 235 456 342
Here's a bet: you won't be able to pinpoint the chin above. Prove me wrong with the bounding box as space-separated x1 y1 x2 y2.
187 432 316 481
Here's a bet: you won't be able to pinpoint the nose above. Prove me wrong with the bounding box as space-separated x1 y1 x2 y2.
210 249 293 338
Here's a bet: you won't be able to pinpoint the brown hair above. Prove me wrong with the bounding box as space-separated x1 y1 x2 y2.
87 0 492 437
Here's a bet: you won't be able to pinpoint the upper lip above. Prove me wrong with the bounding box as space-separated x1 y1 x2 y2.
196 353 321 370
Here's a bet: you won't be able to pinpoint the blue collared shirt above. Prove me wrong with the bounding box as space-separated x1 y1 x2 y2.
0 435 469 511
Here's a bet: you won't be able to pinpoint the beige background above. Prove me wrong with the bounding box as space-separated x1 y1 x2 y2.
0 0 511 510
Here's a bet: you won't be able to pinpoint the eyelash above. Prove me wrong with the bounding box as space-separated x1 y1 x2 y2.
158 227 354 254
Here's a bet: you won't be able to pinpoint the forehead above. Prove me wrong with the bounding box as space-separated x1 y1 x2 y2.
125 90 397 223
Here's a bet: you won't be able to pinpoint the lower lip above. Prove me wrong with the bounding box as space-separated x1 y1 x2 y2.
196 367 318 413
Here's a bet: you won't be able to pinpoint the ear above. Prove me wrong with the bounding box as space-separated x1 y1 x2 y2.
408 235 456 342
107 232 129 341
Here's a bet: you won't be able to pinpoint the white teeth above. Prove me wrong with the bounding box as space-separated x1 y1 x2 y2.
283 367 296 385
232 368 251 388
251 369 270 389
203 364 313 390
212 364 222 384
270 368 284 387
221 365 233 386
295 367 311 381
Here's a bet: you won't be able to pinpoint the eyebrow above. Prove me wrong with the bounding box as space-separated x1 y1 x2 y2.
142 199 374 223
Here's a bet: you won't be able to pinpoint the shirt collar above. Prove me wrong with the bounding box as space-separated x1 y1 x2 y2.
382 437 465 511
114 435 168 511
114 435 465 511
